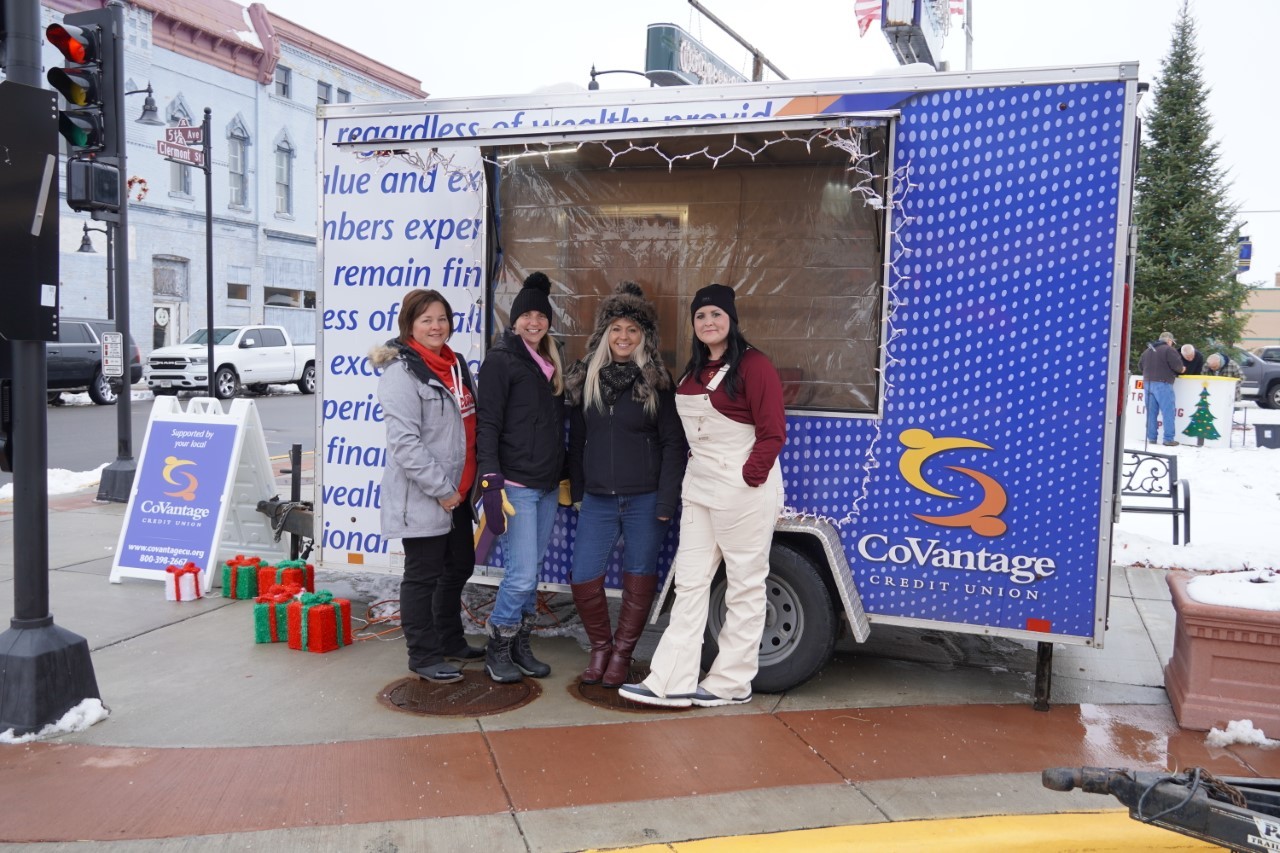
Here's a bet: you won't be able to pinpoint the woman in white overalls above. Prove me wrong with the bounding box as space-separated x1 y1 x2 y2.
620 284 786 708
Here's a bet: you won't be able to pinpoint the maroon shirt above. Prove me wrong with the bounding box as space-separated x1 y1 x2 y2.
677 348 786 486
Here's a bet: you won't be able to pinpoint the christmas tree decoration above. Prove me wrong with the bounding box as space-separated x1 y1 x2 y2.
220 555 262 599
164 562 204 602
253 584 300 643
256 559 315 595
287 591 352 654
1182 384 1221 444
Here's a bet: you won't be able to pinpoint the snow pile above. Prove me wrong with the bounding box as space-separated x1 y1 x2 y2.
1206 719 1279 749
0 699 109 745
0 463 107 501
1187 569 1280 611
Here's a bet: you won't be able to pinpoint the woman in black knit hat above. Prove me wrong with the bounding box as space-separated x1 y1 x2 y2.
564 282 688 687
475 271 567 683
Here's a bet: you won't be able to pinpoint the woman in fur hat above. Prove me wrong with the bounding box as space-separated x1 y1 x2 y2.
475 271 567 684
564 282 688 687
620 283 786 709
371 289 483 684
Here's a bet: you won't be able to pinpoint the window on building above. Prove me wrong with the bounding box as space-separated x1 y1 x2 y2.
337 88 351 103
317 82 332 105
264 287 300 307
228 131 248 208
227 283 249 301
274 65 291 99
171 160 191 196
274 141 293 215
226 131 248 207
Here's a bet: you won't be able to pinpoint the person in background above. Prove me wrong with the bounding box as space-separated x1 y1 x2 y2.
620 283 786 709
1204 352 1242 400
565 282 687 688
372 289 482 684
476 271 566 683
1139 331 1185 447
1181 344 1204 376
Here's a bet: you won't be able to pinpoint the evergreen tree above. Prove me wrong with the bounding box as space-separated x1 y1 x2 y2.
1132 1 1243 367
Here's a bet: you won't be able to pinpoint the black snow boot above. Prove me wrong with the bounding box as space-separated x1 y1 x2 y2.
485 623 523 684
510 612 551 678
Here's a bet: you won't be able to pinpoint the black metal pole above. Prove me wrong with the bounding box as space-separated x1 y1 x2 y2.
203 108 214 399
97 0 135 503
289 443 302 560
0 0 100 736
105 226 115 321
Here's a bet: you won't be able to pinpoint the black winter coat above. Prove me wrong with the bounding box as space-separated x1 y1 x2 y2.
476 330 566 490
568 374 687 519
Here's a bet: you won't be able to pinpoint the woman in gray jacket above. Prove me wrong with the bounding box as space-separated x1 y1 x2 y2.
372 289 482 683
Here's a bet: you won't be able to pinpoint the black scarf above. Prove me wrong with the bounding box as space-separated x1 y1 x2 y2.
599 361 640 407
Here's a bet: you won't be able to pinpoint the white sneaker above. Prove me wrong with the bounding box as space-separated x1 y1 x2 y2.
618 683 692 708
690 686 752 707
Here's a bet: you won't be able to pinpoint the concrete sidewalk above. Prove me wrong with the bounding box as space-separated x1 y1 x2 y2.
0 472 1272 852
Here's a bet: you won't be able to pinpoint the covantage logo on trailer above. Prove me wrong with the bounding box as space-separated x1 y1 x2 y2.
855 429 1057 587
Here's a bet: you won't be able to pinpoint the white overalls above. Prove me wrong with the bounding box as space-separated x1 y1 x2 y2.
642 365 784 699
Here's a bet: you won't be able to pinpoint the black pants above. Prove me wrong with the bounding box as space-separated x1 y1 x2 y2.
401 504 476 669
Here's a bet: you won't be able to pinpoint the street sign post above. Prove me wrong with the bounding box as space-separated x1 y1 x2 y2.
157 139 203 167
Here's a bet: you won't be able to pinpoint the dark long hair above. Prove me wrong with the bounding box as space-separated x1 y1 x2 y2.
682 319 756 400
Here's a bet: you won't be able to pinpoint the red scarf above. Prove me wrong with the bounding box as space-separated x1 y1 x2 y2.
406 339 477 496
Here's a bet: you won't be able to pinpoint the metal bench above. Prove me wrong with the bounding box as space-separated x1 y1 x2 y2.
1119 450 1191 545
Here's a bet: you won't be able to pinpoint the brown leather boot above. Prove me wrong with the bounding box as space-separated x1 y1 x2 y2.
571 576 614 684
602 573 657 688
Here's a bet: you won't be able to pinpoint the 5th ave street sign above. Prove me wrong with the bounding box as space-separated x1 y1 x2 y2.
157 139 203 167
166 124 203 145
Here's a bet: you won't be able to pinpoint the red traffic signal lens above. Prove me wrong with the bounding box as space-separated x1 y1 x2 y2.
47 23 97 64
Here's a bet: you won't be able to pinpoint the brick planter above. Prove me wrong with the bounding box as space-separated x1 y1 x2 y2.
1164 571 1280 732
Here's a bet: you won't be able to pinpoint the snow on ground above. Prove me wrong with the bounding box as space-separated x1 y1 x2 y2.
1206 719 1279 749
1114 402 1280 579
0 699 109 744
0 463 107 501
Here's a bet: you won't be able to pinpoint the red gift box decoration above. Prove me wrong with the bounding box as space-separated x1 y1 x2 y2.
256 559 315 595
253 583 300 643
286 591 352 653
221 555 263 599
165 562 204 601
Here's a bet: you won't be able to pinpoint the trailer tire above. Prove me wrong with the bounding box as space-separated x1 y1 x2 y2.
700 541 837 694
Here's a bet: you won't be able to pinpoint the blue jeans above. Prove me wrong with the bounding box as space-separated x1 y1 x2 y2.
1146 380 1176 442
490 484 559 629
570 492 669 584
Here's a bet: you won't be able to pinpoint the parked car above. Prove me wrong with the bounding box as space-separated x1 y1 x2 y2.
1253 346 1280 364
145 325 316 399
1238 350 1280 408
47 317 143 405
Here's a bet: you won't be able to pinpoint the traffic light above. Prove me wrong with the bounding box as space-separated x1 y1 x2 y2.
46 9 120 212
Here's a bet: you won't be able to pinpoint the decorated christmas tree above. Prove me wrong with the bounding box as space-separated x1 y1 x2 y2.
1182 384 1220 443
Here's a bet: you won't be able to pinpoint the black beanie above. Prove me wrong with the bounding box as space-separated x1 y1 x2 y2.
689 283 737 324
510 271 554 328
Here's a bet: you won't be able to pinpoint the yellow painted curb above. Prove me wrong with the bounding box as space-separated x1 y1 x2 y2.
598 811 1221 852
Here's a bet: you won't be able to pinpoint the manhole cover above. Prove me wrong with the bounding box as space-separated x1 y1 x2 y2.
568 664 690 713
379 671 540 717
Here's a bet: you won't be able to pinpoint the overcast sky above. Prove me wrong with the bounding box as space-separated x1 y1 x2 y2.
266 0 1279 285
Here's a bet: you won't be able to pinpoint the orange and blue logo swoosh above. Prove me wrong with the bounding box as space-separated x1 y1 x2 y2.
161 455 198 502
897 428 1007 538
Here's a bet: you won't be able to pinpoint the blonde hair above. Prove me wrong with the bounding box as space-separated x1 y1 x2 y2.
582 320 654 416
536 334 564 396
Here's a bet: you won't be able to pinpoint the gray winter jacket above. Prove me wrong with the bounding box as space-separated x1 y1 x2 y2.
371 341 476 541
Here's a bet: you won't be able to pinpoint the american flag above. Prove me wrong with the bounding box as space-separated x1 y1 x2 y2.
857 0 967 38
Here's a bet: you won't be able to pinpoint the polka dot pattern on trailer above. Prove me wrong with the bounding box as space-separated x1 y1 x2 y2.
492 79 1130 642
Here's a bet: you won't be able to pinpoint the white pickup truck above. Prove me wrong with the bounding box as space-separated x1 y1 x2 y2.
145 325 316 399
